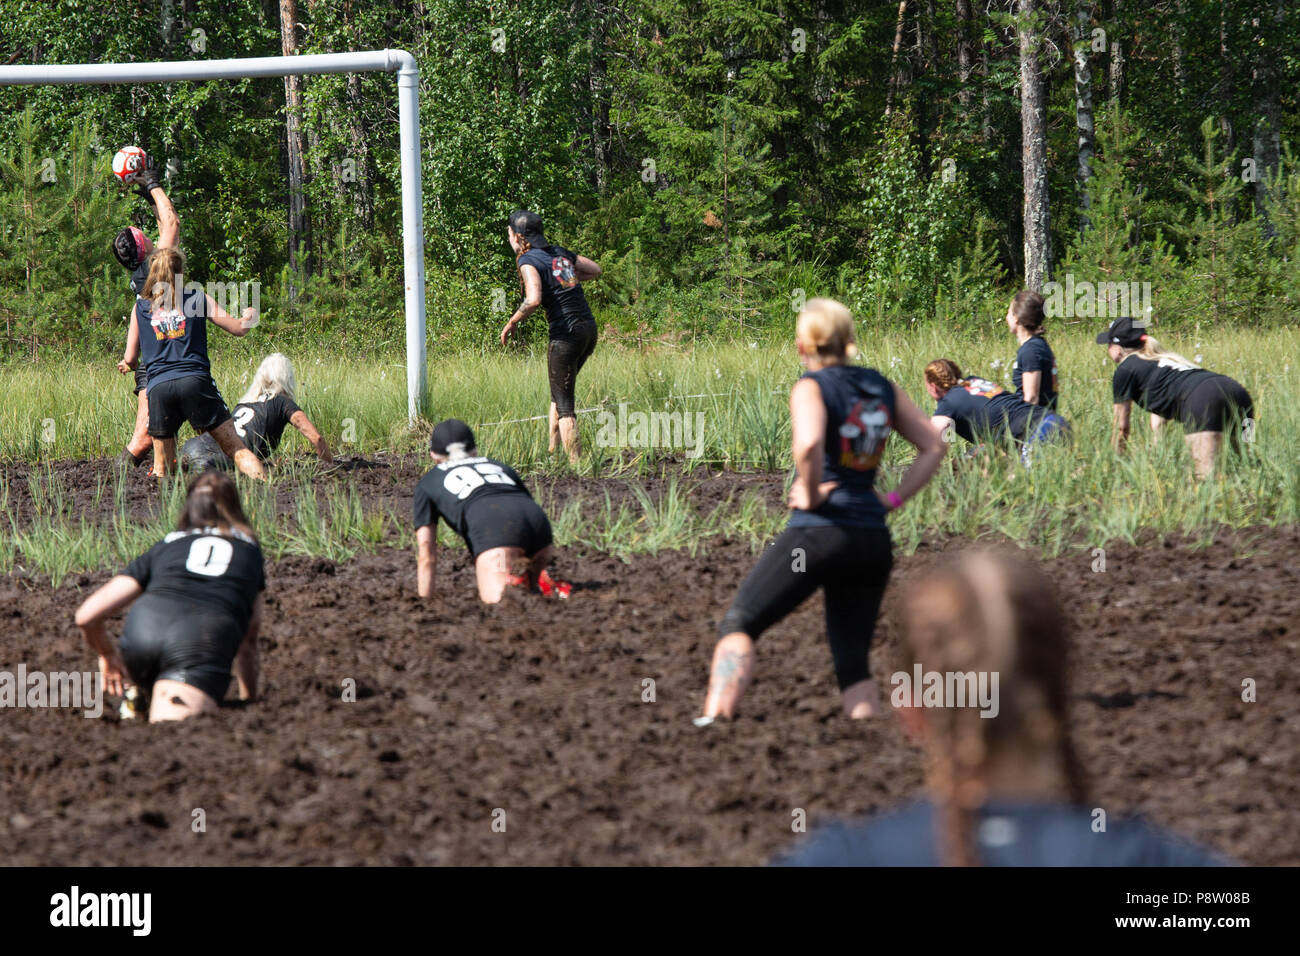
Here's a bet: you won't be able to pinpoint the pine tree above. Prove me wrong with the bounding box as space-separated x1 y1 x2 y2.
1170 117 1276 323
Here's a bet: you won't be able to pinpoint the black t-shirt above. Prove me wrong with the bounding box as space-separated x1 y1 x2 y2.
773 799 1230 867
1112 354 1216 420
1013 335 1058 410
231 394 302 460
935 377 1043 443
122 527 265 631
516 244 596 335
787 365 896 531
413 456 533 545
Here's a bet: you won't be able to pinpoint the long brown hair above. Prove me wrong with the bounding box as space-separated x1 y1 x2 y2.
144 246 185 318
899 550 1088 866
177 470 257 541
1009 290 1046 334
924 358 963 394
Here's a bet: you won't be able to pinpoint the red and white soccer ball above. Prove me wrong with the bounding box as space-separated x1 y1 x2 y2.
111 145 147 185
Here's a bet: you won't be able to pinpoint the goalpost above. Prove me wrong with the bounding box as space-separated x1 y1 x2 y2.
0 49 428 423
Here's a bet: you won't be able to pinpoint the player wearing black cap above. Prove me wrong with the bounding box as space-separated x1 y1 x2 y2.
73 470 263 722
413 419 566 603
110 149 178 469
499 210 602 464
1098 317 1254 479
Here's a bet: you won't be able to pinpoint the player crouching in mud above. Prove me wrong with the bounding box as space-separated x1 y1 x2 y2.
413 419 570 603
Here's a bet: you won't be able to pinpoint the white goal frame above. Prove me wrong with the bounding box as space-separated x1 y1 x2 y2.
0 49 428 423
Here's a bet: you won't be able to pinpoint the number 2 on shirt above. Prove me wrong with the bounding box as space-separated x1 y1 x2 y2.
186 536 234 576
232 406 256 439
443 462 516 500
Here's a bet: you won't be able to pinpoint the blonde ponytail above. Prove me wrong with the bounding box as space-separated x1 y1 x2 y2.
796 297 859 363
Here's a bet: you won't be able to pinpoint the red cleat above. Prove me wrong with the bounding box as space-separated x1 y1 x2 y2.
537 569 571 599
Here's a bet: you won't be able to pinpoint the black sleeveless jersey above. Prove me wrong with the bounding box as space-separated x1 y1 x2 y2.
122 527 265 630
413 456 533 539
135 287 212 390
516 244 595 335
788 364 897 531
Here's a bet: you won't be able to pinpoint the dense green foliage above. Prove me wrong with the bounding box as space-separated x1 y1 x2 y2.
0 0 1297 359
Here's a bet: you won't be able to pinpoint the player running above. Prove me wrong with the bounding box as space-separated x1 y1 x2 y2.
924 359 1070 467
1098 317 1254 479
1005 290 1058 410
111 150 177 469
413 419 566 604
498 210 601 464
122 247 264 480
74 470 264 723
775 549 1229 866
181 353 333 471
698 299 946 723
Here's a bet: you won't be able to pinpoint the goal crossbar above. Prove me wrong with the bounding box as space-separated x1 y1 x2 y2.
0 49 428 422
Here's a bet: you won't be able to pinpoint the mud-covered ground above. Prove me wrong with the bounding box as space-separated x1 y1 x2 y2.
2 459 1297 865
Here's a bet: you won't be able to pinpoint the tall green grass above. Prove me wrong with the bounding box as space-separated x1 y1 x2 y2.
3 322 1299 572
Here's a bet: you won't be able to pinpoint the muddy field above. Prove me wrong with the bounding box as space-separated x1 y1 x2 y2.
2 458 1298 865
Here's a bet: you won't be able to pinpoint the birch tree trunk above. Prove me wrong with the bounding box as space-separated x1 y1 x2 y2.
1020 0 1050 290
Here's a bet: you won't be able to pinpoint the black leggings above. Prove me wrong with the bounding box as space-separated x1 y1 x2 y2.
719 525 893 690
547 320 597 418
119 596 245 702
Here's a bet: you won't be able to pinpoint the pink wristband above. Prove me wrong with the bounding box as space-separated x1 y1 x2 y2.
887 491 904 511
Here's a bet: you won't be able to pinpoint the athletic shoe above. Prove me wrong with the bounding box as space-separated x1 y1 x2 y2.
537 569 572 600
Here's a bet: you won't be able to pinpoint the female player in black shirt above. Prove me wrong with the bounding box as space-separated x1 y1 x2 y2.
181 353 333 470
1098 317 1254 479
413 419 566 603
698 299 945 724
776 549 1228 866
122 247 264 481
73 471 264 723
499 210 602 464
1005 289 1058 409
925 359 1071 467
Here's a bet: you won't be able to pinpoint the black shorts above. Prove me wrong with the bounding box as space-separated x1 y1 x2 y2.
547 320 597 418
463 494 553 559
120 595 245 702
181 433 234 471
133 366 147 395
720 524 893 689
147 375 232 439
1180 375 1254 433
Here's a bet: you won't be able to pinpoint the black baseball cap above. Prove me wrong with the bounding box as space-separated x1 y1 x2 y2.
1095 316 1147 348
430 419 476 455
508 209 548 248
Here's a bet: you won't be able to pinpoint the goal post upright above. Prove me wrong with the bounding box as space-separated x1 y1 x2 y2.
0 49 429 424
